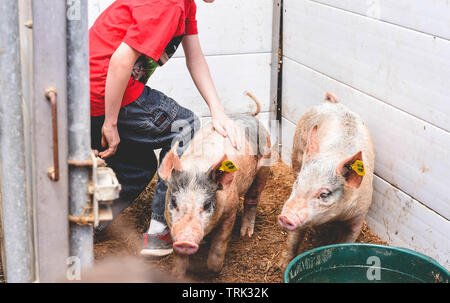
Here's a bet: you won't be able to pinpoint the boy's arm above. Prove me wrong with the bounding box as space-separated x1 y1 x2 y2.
182 35 242 150
100 42 141 159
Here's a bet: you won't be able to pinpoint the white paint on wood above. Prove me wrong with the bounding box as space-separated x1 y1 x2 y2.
175 0 272 57
284 0 450 131
367 176 450 269
282 57 450 220
281 116 449 269
149 53 272 118
312 0 450 41
88 0 115 28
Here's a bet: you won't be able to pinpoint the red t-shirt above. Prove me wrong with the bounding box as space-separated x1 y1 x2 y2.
89 0 198 116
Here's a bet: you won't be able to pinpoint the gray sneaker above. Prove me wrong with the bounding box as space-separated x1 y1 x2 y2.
140 228 173 257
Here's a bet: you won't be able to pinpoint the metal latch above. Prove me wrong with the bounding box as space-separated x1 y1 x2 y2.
69 151 121 227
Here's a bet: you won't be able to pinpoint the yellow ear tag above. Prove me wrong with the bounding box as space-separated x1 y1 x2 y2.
219 160 238 173
350 160 365 176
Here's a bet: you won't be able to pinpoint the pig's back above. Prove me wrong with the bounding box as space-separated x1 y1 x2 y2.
180 115 265 173
297 102 374 169
320 103 371 153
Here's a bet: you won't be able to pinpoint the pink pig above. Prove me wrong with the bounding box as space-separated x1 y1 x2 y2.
158 97 271 277
278 92 375 269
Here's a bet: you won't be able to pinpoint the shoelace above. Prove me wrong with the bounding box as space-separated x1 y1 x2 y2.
144 232 173 247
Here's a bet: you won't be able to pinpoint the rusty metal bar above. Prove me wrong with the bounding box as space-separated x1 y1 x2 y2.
45 87 60 181
68 157 106 168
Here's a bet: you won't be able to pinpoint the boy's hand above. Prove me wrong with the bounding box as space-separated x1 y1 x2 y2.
211 110 243 151
99 123 120 159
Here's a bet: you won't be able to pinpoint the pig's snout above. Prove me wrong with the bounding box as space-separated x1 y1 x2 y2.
278 215 298 231
278 207 308 231
173 241 199 255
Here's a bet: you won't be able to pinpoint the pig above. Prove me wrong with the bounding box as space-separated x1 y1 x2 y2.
158 95 271 277
277 92 375 269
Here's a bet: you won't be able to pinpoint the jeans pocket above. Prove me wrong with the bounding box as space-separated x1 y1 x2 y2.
133 88 180 136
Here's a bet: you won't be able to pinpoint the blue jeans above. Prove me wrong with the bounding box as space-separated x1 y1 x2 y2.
91 86 200 231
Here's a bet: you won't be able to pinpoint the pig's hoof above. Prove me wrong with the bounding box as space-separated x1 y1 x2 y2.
172 268 186 279
240 219 255 238
276 256 291 272
207 257 224 274
240 224 254 238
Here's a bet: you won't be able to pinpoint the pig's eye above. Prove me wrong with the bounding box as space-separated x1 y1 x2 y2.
170 197 177 209
319 190 332 199
203 200 213 212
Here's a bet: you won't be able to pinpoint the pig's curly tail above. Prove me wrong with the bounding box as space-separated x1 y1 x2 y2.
244 91 261 116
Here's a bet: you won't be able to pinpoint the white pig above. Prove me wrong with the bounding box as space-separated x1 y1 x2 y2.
278 92 375 269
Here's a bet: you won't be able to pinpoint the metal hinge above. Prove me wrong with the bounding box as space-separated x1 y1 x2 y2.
69 151 121 227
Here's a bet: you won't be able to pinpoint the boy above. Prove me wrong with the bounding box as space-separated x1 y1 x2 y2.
90 0 242 257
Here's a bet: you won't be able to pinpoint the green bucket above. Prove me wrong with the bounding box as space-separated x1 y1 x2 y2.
284 243 449 283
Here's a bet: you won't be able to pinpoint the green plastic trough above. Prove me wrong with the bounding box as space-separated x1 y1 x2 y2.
284 243 449 283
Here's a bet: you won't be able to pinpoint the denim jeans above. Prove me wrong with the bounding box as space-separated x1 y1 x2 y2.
91 86 200 231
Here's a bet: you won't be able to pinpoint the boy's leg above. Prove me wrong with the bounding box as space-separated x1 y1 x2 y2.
91 115 158 232
140 94 200 256
150 109 199 223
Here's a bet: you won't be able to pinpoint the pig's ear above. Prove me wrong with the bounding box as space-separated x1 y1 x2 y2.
336 151 364 188
159 142 182 181
305 125 319 157
208 154 235 190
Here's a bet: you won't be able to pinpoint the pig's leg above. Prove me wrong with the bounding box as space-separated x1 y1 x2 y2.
241 166 270 238
341 215 365 243
172 252 189 278
207 206 237 273
277 228 306 270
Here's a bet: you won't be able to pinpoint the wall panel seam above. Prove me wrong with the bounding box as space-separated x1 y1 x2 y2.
302 0 450 42
281 56 450 134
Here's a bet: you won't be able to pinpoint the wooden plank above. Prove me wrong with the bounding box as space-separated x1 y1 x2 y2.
88 0 273 56
149 53 272 117
176 0 273 57
312 0 450 41
281 57 450 220
283 0 450 131
367 176 450 269
281 118 450 269
88 0 115 28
